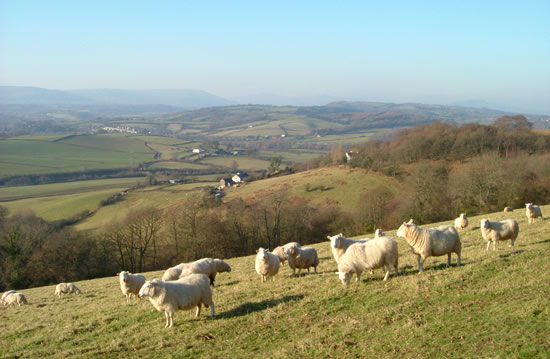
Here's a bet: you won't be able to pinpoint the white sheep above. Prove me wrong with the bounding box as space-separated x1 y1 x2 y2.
55 283 82 297
525 203 544 224
272 242 301 265
374 229 385 238
328 233 371 265
284 246 320 277
138 274 214 328
504 207 513 213
119 271 146 303
337 236 399 285
178 258 232 286
161 263 187 281
454 213 469 231
3 292 28 306
396 219 462 273
1 290 16 305
255 248 280 283
480 219 519 250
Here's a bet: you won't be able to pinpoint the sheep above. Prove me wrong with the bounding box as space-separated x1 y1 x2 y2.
119 271 146 303
3 292 28 306
55 283 82 297
328 233 371 265
255 248 280 283
272 242 301 265
138 274 214 328
396 219 461 273
337 236 399 285
1 290 16 305
161 263 187 281
504 207 513 213
374 229 385 238
480 219 519 250
525 203 544 224
178 258 232 286
284 246 320 277
454 213 469 231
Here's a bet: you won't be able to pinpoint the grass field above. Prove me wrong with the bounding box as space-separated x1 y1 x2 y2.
148 161 211 170
0 134 154 176
198 156 272 171
223 166 401 211
1 206 548 358
0 177 144 201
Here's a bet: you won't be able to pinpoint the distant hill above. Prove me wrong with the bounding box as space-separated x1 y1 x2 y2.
232 93 339 106
0 86 234 108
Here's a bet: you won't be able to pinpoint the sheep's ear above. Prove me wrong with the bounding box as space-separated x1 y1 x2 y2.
327 236 331 240
256 249 259 253
407 219 414 224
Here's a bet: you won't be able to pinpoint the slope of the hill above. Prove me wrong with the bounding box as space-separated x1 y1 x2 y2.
1 206 548 358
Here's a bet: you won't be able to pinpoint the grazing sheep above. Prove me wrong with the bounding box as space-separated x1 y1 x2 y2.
1 290 16 305
139 274 214 328
525 203 544 224
396 219 462 273
480 219 519 250
454 213 469 231
255 248 280 283
374 229 385 238
504 207 513 213
284 246 320 277
161 263 187 281
55 283 81 297
178 258 232 286
337 236 399 285
328 233 371 265
119 271 146 303
272 242 301 265
3 292 28 306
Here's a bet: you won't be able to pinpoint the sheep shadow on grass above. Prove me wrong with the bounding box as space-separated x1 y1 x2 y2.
499 250 525 258
217 280 240 287
218 294 305 319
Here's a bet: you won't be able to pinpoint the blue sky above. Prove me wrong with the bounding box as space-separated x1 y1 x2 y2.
1 1 549 113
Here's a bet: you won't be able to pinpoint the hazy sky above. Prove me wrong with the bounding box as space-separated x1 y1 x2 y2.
1 1 549 113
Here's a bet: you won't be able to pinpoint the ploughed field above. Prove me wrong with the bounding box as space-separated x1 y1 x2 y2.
1 206 549 358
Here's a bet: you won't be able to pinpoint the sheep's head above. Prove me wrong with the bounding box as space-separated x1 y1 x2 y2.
526 203 533 209
138 280 157 298
460 213 467 219
480 219 489 229
257 248 267 260
397 222 412 238
284 246 298 257
337 271 352 285
328 233 344 248
374 229 385 238
119 271 129 282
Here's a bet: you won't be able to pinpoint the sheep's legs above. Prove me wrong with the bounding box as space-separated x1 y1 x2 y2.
164 312 171 328
195 304 201 318
356 273 361 283
456 253 461 266
417 256 424 273
383 270 390 281
493 241 497 251
447 253 451 267
486 241 491 251
210 304 215 319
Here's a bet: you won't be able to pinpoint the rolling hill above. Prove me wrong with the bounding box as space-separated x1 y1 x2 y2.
1 205 548 358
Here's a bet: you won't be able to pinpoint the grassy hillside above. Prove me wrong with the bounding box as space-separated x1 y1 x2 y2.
223 166 401 212
1 206 548 358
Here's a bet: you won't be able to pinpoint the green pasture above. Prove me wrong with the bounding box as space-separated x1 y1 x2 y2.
148 161 211 170
198 156 271 171
0 177 144 201
2 205 549 358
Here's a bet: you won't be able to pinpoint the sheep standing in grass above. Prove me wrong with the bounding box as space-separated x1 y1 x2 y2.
178 258 231 286
255 248 280 282
1 290 16 305
3 292 28 306
284 246 320 277
504 207 513 213
161 263 187 281
272 242 300 265
55 283 81 297
374 229 385 238
138 274 214 328
480 219 519 250
396 219 461 273
454 213 469 231
119 271 146 303
337 236 398 285
328 233 371 265
525 203 544 224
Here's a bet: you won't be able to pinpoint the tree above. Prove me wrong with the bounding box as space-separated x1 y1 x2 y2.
268 156 282 174
493 115 532 131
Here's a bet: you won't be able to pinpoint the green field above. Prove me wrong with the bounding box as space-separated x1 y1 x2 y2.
1 188 128 221
223 166 401 211
198 156 272 171
0 177 144 201
1 206 548 358
148 161 211 170
0 134 154 176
